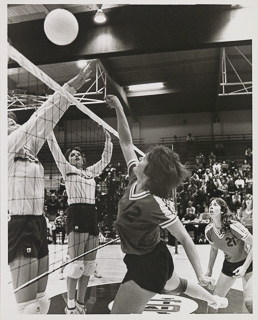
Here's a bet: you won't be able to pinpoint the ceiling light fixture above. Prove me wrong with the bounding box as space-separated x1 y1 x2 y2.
94 8 106 24
128 82 164 91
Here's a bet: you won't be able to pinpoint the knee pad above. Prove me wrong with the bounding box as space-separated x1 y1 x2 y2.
36 292 50 314
17 299 40 314
245 299 253 313
83 260 96 276
171 278 188 295
68 260 84 279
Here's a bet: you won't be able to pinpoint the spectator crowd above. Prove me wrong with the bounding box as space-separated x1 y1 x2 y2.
44 147 252 246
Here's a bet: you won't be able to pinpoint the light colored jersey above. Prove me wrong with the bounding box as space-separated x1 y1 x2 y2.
115 159 178 255
205 221 250 262
8 84 75 216
47 132 113 205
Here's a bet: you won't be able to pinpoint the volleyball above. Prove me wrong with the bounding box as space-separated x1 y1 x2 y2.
44 9 79 46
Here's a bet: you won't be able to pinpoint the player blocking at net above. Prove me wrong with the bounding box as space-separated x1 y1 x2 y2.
47 125 113 314
8 65 92 314
105 95 229 314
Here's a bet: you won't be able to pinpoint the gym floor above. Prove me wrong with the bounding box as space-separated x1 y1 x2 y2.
7 241 247 316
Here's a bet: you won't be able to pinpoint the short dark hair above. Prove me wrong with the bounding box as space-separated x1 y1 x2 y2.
144 145 189 198
65 147 86 168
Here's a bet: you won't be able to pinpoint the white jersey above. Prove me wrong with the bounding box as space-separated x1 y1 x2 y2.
47 132 113 205
8 84 75 216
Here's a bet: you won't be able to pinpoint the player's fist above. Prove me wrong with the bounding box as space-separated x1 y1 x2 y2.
104 95 122 110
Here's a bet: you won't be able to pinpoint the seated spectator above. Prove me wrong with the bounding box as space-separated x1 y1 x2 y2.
232 167 241 180
227 175 236 196
206 176 218 198
218 178 229 199
238 194 253 234
231 190 242 213
115 162 123 174
235 175 245 192
203 168 213 182
196 152 205 168
59 189 68 211
221 160 228 174
182 201 198 244
190 171 200 184
197 206 211 243
45 192 60 216
176 203 185 221
57 177 66 195
245 147 252 165
208 151 216 166
52 209 66 244
241 159 251 177
212 176 223 197
187 179 198 197
245 173 253 194
212 161 221 176
193 189 206 213
228 159 238 175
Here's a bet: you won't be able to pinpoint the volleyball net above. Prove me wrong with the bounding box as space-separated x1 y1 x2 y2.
7 43 146 296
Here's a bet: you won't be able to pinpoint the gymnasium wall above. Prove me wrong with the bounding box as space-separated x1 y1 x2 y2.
62 110 252 144
46 110 252 190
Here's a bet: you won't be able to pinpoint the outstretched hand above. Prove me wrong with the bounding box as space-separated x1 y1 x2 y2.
68 64 92 91
104 95 123 110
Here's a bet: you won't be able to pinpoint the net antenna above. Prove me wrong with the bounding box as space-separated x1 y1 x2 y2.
8 43 145 157
219 46 252 96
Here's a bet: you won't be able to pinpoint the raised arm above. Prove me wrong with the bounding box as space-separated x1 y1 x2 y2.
87 129 113 177
105 95 138 164
8 65 92 156
47 131 70 177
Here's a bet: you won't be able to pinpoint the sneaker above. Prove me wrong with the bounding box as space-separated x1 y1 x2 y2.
76 302 87 314
208 295 228 309
94 270 102 278
64 306 78 314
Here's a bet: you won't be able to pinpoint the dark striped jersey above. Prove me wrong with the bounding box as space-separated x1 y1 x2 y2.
115 159 178 255
205 221 250 262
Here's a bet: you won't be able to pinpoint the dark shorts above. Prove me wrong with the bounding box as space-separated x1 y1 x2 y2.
8 215 48 264
222 258 253 277
66 203 99 236
122 241 174 294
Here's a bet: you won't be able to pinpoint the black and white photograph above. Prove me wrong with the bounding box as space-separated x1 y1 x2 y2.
1 0 257 318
